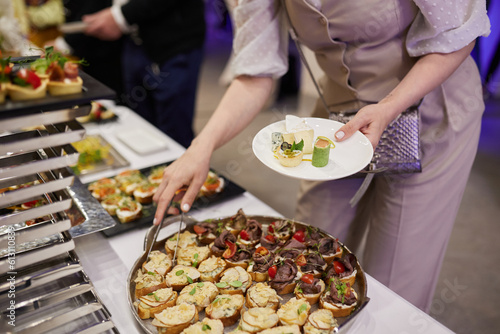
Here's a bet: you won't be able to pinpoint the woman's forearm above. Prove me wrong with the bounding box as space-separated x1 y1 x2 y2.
380 41 476 119
191 75 274 153
335 41 477 145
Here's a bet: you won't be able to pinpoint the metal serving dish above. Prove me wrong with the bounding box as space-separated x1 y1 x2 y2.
127 214 370 333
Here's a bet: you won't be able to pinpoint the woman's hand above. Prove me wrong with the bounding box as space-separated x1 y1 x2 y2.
151 76 273 225
334 102 395 149
152 140 212 225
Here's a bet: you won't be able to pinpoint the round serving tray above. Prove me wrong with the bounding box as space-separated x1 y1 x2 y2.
127 214 370 333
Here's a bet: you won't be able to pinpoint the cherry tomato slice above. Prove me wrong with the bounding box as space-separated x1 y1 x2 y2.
239 230 250 241
222 240 237 259
265 234 275 243
255 246 269 256
22 200 40 208
296 254 307 266
268 222 276 234
333 260 346 274
293 230 306 243
193 225 207 235
268 265 277 279
26 70 41 89
300 274 314 284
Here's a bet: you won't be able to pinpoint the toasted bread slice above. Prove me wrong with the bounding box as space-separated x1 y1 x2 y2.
142 251 172 276
205 293 245 327
277 297 311 326
245 283 280 310
137 288 177 319
319 289 358 318
180 318 224 334
294 279 325 305
259 325 301 334
240 307 279 333
176 282 218 312
217 266 252 295
165 231 198 255
165 265 201 291
134 270 167 298
116 198 142 223
303 309 338 334
152 304 198 334
177 246 211 267
198 256 227 282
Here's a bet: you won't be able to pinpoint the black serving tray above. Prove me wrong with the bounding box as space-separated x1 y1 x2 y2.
0 56 115 120
99 162 246 237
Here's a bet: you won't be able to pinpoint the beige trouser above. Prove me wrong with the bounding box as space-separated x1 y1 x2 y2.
295 85 483 312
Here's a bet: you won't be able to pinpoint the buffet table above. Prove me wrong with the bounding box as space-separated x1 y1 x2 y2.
73 104 453 334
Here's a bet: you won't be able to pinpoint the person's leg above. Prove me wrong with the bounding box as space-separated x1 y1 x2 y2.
150 48 204 148
121 38 155 123
362 87 483 312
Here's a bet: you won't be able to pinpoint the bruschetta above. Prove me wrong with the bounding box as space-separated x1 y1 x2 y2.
277 297 311 327
294 275 325 305
181 318 224 334
137 287 177 319
216 266 252 295
245 282 280 311
239 307 280 333
116 197 142 223
205 294 245 327
303 309 338 334
142 250 172 276
197 256 227 283
152 304 199 334
319 278 358 318
134 270 167 298
176 282 219 312
165 265 201 291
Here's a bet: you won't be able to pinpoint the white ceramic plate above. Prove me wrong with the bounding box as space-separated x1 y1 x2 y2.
115 128 169 155
252 117 373 181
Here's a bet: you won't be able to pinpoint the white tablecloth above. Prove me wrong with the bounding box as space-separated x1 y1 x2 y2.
73 105 453 334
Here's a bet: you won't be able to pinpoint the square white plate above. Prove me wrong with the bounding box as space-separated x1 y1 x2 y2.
115 128 169 155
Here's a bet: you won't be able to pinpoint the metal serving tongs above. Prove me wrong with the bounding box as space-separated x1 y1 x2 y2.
143 188 188 263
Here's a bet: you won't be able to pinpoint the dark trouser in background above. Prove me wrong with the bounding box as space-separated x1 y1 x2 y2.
121 38 203 148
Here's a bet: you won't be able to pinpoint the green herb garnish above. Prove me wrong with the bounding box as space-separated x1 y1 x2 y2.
175 270 184 276
229 280 242 288
291 139 304 151
153 293 160 302
216 282 228 288
197 282 204 288
189 287 197 295
202 324 211 331
147 271 156 275
297 303 308 315
187 276 194 284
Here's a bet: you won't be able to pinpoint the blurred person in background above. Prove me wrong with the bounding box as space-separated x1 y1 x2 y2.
49 0 125 100
83 0 206 148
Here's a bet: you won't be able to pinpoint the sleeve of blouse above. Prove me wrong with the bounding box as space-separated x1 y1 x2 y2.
229 0 289 79
406 0 491 57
